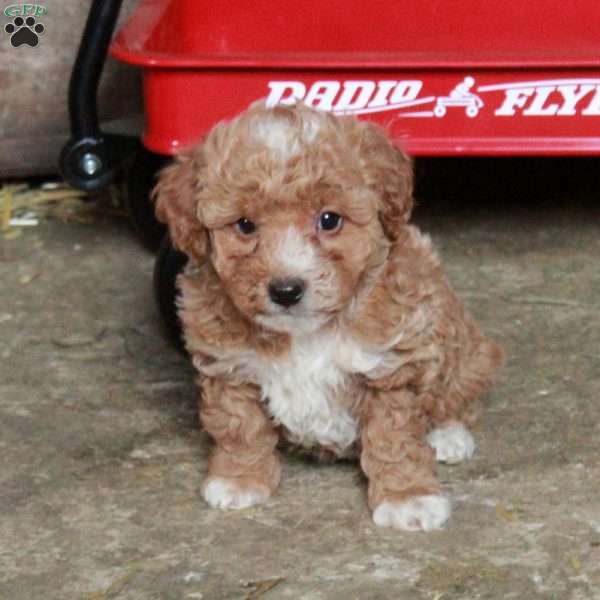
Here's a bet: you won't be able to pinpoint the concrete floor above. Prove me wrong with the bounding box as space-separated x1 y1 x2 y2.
1 159 599 600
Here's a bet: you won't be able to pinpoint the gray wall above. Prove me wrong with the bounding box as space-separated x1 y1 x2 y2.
0 0 142 177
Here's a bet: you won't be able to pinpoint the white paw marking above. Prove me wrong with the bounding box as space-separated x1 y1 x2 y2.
426 423 475 464
202 477 269 510
372 494 451 531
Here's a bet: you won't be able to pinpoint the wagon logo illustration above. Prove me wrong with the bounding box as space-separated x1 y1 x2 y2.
266 77 600 119
265 77 485 118
433 77 484 118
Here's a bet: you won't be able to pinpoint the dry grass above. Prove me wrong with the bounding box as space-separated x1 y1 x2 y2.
0 181 126 239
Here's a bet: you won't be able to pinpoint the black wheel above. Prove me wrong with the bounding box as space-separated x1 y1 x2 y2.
153 234 188 348
125 149 170 250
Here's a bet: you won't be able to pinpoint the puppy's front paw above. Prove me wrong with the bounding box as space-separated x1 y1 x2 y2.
202 476 270 510
426 423 475 465
372 494 451 531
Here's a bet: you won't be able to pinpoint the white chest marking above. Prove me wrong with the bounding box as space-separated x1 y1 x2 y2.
192 328 390 450
257 332 359 450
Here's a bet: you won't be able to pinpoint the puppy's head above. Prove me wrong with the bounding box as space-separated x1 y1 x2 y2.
155 102 413 334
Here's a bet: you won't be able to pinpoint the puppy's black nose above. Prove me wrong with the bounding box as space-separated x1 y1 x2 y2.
268 278 305 307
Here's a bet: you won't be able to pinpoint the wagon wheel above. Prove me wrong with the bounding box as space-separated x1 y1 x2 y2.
466 106 479 118
433 105 446 118
153 234 188 348
125 148 170 250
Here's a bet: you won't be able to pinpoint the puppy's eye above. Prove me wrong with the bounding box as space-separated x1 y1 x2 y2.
318 211 343 232
236 218 256 235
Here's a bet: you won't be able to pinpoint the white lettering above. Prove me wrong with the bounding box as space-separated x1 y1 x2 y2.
495 88 535 116
367 81 398 108
335 81 376 111
389 80 422 104
523 86 559 116
304 81 341 111
268 78 600 119
556 84 595 115
582 85 600 115
266 82 306 107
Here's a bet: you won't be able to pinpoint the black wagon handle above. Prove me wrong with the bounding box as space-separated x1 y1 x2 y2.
60 0 138 191
69 0 124 140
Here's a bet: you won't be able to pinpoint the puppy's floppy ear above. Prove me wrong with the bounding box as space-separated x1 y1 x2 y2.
352 120 414 241
375 144 414 241
153 147 208 261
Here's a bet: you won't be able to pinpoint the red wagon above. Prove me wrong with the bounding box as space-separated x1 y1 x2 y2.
111 0 600 157
60 0 600 340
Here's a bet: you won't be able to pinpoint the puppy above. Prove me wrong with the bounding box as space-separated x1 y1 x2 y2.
154 102 502 531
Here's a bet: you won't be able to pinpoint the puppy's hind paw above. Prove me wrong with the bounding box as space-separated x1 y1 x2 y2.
202 476 270 510
427 423 475 465
372 494 451 531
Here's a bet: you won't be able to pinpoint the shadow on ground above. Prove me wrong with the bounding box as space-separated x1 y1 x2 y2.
1 158 599 599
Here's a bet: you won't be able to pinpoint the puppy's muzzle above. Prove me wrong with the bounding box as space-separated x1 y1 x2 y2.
268 278 305 307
